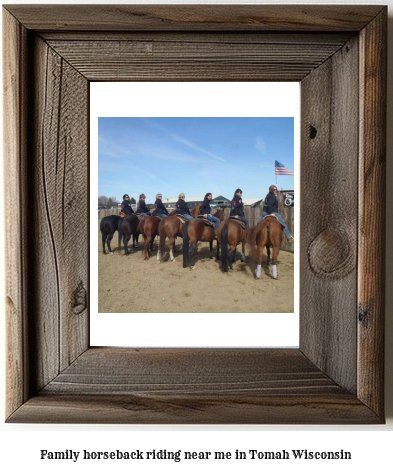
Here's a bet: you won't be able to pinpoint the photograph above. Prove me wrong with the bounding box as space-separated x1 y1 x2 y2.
97 116 296 314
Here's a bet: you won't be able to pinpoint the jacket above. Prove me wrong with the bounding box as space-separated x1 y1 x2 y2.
176 199 191 216
136 200 151 215
230 194 244 217
121 200 134 215
153 199 168 216
263 192 278 214
199 198 211 216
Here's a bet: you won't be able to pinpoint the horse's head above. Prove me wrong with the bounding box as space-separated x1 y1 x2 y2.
191 204 201 218
213 208 225 222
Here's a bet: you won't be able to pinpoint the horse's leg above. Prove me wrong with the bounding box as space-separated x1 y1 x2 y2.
216 240 220 260
241 237 246 262
209 240 213 259
266 245 271 265
123 234 131 256
133 234 139 249
256 244 264 279
107 233 114 254
271 245 279 279
102 232 107 254
229 245 236 271
190 241 197 269
168 237 176 261
143 236 150 260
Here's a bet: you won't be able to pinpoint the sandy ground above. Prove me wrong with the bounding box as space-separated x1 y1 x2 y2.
98 219 294 313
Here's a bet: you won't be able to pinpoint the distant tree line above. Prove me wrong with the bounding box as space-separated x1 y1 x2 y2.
98 195 137 208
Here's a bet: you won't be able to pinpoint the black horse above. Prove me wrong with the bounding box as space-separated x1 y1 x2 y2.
118 214 141 256
100 214 121 254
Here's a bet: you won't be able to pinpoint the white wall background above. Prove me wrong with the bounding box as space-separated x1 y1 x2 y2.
1 0 392 473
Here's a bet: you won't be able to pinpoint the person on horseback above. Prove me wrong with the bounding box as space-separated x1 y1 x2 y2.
257 185 294 242
176 193 193 220
136 193 151 217
152 193 169 218
199 192 220 235
230 188 249 229
120 194 134 216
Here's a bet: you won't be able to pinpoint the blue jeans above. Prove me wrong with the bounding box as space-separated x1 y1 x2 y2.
207 214 220 232
158 214 168 218
240 216 250 229
182 214 193 221
141 212 149 217
258 211 292 240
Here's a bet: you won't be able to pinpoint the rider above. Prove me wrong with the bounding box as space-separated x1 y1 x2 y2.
136 193 151 217
176 193 193 220
257 185 294 242
229 188 249 229
199 192 220 234
152 193 169 218
120 194 134 216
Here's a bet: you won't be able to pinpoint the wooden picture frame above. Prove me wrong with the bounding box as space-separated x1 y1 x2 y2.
3 5 386 424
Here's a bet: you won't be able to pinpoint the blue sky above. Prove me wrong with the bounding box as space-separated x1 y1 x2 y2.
98 117 295 203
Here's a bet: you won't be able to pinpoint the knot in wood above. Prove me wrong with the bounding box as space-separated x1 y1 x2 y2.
308 228 355 279
73 281 87 315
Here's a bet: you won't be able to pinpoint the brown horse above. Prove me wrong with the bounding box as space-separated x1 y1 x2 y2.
139 210 176 260
118 214 141 256
182 209 224 269
158 204 200 262
217 218 247 272
247 216 283 279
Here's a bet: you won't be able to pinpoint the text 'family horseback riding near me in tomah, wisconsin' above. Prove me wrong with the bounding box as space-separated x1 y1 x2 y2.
39 448 352 462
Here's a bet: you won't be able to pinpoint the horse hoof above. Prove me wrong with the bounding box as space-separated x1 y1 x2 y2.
191 266 195 270
109 252 113 255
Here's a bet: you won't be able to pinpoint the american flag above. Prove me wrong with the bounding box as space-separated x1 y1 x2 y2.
275 160 294 176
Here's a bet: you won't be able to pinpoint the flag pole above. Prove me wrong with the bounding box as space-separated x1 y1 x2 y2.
276 160 277 186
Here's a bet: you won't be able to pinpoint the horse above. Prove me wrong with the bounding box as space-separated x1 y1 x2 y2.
158 204 200 262
118 214 141 256
182 209 225 269
139 209 176 260
217 218 247 272
100 214 120 254
139 216 160 260
247 216 283 279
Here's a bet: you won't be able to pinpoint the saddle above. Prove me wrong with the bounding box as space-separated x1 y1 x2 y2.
153 214 163 221
175 214 187 224
197 215 213 227
229 216 247 230
263 214 278 221
135 213 146 221
263 214 285 230
119 212 126 218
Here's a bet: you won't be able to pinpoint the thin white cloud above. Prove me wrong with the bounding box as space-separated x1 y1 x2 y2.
98 135 131 158
142 118 226 162
255 136 267 154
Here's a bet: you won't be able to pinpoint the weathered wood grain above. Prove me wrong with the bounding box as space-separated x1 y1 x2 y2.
30 36 90 386
300 36 359 394
358 9 386 417
7 348 379 424
3 5 384 32
46 38 347 81
3 8 30 418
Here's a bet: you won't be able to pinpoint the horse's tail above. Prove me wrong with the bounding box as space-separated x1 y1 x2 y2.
182 221 190 268
159 220 167 257
221 223 229 272
139 218 145 238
